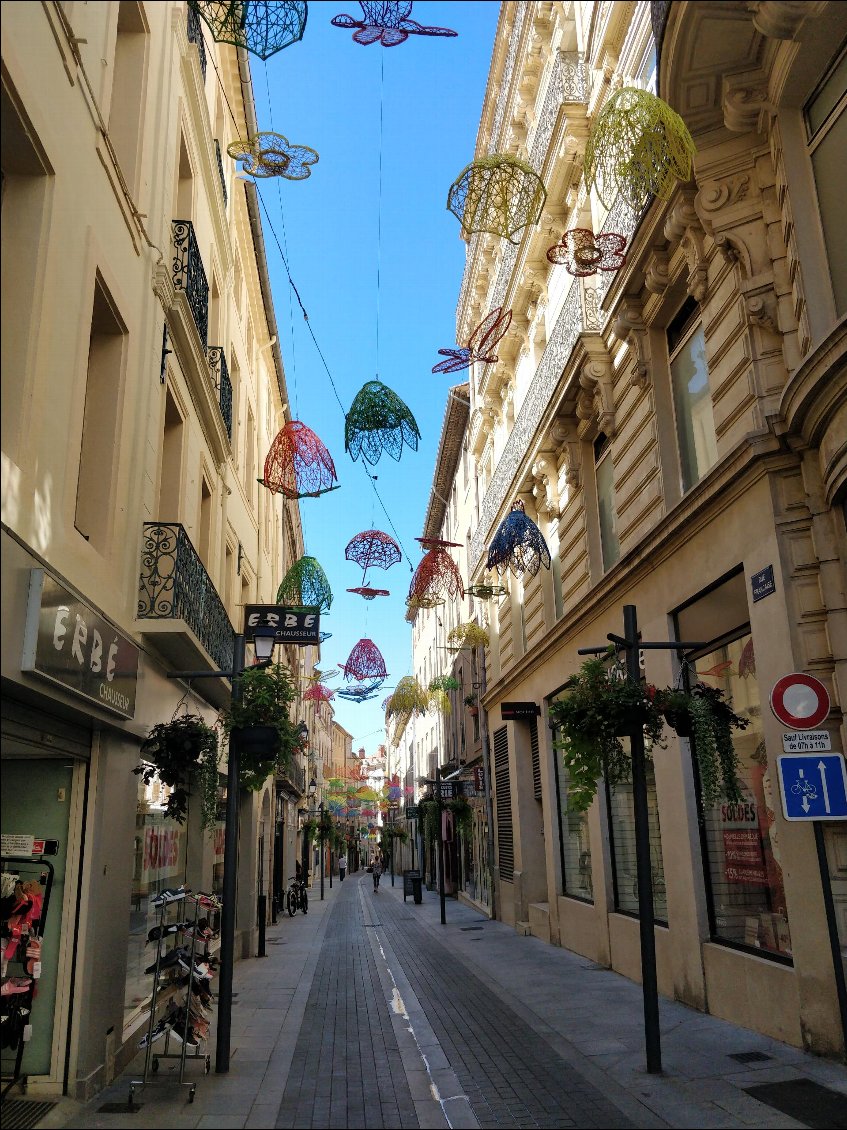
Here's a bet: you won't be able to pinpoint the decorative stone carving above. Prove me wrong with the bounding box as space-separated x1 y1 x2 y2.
644 247 670 295
665 191 708 303
696 174 751 214
722 75 771 133
747 1 826 40
612 300 651 389
745 291 781 335
531 454 561 517
552 418 583 488
577 351 616 435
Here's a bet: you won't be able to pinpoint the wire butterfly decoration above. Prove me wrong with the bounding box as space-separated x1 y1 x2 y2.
432 307 512 375
331 1 457 47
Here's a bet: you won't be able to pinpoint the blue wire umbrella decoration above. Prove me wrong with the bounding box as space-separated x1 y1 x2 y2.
190 1 308 60
336 679 384 702
486 500 552 578
331 2 457 47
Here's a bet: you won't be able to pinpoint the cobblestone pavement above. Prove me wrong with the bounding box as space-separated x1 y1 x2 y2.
41 870 847 1130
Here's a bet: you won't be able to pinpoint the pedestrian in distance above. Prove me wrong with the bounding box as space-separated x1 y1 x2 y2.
372 857 382 892
338 853 347 882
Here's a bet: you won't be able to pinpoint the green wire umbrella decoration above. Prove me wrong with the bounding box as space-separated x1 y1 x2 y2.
189 2 307 60
275 555 333 612
447 154 547 244
584 87 697 210
345 381 421 465
386 676 429 717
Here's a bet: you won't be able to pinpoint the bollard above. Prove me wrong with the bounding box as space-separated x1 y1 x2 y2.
257 893 267 957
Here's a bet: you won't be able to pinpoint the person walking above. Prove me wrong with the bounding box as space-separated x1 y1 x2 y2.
338 853 347 882
372 857 382 892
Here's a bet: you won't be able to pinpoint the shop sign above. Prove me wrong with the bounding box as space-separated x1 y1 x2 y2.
141 824 183 881
750 565 776 603
438 782 457 799
22 570 139 719
501 701 541 720
722 830 767 885
244 605 320 645
473 766 485 791
404 805 419 819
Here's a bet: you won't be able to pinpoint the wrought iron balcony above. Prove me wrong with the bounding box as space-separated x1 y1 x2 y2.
214 139 228 209
187 4 207 80
279 760 307 796
138 522 234 675
171 220 209 347
207 347 233 440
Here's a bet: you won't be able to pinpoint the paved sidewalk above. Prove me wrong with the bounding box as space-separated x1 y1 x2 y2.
37 871 847 1129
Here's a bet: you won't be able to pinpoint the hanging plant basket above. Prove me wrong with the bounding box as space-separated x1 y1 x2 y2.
133 714 219 826
447 622 489 650
220 663 299 791
429 675 460 693
446 796 474 838
230 725 281 757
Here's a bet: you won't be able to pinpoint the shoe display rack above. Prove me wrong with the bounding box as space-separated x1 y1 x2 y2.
129 889 217 1106
0 855 54 1101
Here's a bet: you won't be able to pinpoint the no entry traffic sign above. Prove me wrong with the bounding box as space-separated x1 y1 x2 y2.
770 672 830 730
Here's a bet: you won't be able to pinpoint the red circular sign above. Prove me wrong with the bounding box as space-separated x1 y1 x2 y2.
770 672 830 729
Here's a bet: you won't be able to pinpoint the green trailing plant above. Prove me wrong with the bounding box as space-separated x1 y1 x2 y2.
653 683 748 807
302 818 317 844
463 692 478 707
429 675 460 693
198 738 221 832
220 662 300 790
549 653 665 813
133 714 219 824
447 796 474 839
420 798 440 852
316 810 334 840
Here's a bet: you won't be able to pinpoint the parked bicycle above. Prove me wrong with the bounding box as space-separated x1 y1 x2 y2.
286 875 308 916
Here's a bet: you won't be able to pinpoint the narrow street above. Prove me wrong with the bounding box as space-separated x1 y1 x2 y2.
47 875 846 1130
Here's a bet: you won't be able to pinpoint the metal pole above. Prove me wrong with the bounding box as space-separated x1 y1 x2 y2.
320 802 325 901
477 645 497 920
436 765 446 924
257 893 266 957
623 605 662 1074
216 633 245 1074
813 823 847 1053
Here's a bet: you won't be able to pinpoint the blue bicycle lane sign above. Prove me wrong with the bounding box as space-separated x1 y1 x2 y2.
777 754 847 820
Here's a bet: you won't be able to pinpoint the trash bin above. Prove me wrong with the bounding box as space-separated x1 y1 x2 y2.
403 869 422 904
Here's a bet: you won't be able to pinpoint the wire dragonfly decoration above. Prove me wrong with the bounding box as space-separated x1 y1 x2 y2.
432 306 512 375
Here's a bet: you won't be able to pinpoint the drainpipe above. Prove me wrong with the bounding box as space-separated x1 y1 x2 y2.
477 644 496 920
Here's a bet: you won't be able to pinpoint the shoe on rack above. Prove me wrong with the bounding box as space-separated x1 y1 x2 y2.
1 977 32 997
168 1024 199 1050
144 947 189 976
147 922 187 943
192 891 222 910
138 1016 170 1049
150 887 188 908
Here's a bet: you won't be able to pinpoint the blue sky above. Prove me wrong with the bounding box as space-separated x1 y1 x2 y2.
250 1 499 752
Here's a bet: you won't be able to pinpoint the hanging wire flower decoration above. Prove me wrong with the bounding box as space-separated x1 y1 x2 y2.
275 555 333 612
486 500 552 577
337 678 384 702
330 1 457 47
466 583 507 599
546 228 627 276
447 623 490 650
408 548 464 607
447 154 547 244
227 133 319 181
386 676 429 716
303 683 335 706
345 529 401 572
259 420 338 498
432 306 513 374
347 586 390 600
345 381 421 466
584 87 697 210
341 639 388 682
190 1 308 60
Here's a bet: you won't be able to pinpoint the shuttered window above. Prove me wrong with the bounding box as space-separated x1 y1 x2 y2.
530 719 542 800
493 725 513 882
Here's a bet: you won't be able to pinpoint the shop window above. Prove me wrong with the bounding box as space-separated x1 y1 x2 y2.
125 766 188 1026
686 631 791 961
805 45 847 315
605 747 668 921
594 432 620 569
668 297 718 492
553 756 593 902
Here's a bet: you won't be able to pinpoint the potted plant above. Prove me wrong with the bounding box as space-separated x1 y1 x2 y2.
220 663 300 790
133 713 219 824
653 682 748 807
549 652 666 813
464 692 479 717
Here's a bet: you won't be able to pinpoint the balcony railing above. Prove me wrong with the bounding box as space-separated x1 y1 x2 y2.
138 522 234 673
207 347 233 440
187 4 207 81
280 761 306 795
214 139 228 209
172 220 209 347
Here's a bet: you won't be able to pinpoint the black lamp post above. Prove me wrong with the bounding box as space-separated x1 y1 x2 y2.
305 777 317 886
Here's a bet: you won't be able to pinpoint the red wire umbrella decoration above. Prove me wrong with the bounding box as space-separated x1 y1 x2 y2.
345 530 401 573
546 229 627 276
341 639 388 683
331 1 457 47
432 307 512 375
260 420 339 499
408 544 464 608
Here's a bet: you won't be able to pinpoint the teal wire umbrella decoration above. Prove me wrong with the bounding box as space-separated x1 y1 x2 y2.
345 380 421 465
486 500 551 578
275 556 333 612
337 678 384 702
189 1 307 60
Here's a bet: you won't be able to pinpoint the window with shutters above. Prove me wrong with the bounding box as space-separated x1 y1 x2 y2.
530 719 542 801
493 725 513 882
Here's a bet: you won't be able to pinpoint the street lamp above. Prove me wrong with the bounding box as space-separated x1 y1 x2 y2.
305 778 317 887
